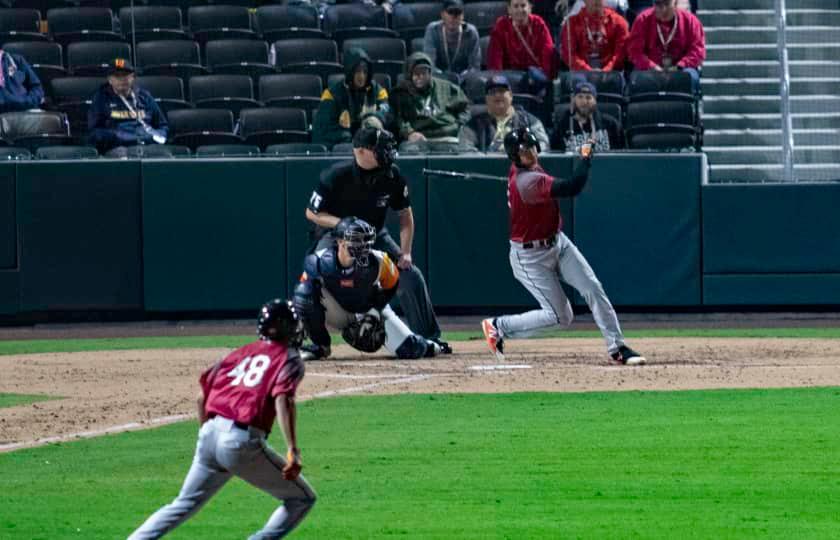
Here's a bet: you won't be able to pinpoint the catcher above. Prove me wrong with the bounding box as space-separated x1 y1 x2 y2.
294 216 442 360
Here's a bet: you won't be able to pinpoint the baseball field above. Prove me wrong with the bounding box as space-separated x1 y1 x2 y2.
2 327 840 539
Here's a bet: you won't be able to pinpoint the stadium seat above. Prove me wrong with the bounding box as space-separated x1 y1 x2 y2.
106 144 191 158
238 107 309 148
328 72 391 92
0 147 32 160
135 76 192 114
464 2 506 35
265 143 328 156
35 145 99 159
167 108 242 149
628 70 695 102
0 110 72 151
626 128 698 151
0 9 46 43
49 76 103 135
256 4 325 43
627 101 696 128
195 144 261 157
10 0 67 19
342 37 406 82
258 74 322 110
331 142 354 154
119 6 189 43
626 100 698 151
136 40 208 82
188 5 256 43
322 4 393 46
479 35 490 69
553 102 623 134
461 70 525 103
391 2 443 42
67 41 132 76
47 8 121 46
271 39 341 85
189 75 260 118
3 41 66 97
411 37 424 55
555 70 626 105
205 39 275 79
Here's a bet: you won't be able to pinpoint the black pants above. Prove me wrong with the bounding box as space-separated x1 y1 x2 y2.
315 229 441 340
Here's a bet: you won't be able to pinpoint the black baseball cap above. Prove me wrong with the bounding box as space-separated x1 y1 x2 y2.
443 0 464 14
107 58 135 75
573 80 597 97
485 74 512 92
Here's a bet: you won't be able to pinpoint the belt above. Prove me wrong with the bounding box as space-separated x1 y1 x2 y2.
233 421 250 430
209 415 264 437
522 237 556 249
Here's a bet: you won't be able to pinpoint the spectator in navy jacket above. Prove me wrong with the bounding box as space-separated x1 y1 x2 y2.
0 48 44 112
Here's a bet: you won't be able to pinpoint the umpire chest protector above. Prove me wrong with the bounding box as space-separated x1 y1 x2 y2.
310 161 410 233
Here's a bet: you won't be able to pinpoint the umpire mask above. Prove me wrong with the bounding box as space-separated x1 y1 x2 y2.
353 126 398 170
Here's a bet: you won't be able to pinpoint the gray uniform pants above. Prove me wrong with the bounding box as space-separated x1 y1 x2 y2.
315 229 441 340
495 232 625 354
128 416 316 540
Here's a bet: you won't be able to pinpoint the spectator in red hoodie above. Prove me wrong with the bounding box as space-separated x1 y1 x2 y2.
627 0 705 92
487 0 556 79
558 0 629 71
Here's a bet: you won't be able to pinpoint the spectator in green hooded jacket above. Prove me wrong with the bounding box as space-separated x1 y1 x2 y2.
389 52 471 153
312 47 390 149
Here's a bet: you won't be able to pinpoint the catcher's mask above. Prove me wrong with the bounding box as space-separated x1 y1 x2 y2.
504 127 541 165
353 126 398 169
335 216 376 267
257 298 304 346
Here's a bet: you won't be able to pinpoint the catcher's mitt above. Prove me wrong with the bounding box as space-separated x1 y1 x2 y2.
342 312 386 353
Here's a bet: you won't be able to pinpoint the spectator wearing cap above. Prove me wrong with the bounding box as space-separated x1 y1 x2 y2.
486 0 556 79
0 47 44 113
558 0 627 18
558 0 629 72
551 80 622 153
312 47 390 150
627 0 705 91
88 58 168 155
422 0 481 83
389 52 471 152
460 74 549 152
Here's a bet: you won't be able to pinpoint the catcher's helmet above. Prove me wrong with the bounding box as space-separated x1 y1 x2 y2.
504 127 541 165
353 126 397 169
257 298 303 346
335 216 376 267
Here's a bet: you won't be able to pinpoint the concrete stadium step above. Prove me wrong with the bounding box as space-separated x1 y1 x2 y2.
702 78 840 96
701 0 840 10
791 96 840 114
702 61 779 79
702 96 780 115
787 9 840 27
705 129 840 146
707 44 840 62
706 26 840 45
704 146 840 165
789 44 840 61
705 113 840 130
698 9 774 27
709 164 840 184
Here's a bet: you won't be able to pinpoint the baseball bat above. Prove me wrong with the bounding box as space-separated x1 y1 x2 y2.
422 168 508 183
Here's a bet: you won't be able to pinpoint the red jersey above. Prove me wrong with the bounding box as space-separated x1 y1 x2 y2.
507 163 561 243
486 14 556 78
200 339 305 433
559 7 629 71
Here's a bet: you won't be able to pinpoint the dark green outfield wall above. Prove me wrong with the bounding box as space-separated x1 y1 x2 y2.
1 155 838 318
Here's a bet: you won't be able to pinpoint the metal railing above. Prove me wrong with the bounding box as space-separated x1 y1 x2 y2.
776 0 795 182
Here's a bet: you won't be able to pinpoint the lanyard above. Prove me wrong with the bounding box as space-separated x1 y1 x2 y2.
584 13 605 48
511 18 541 67
440 24 463 70
576 116 596 142
117 91 148 127
656 16 678 52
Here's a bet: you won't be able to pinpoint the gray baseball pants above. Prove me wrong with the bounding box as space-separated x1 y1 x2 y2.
495 232 625 354
128 416 316 539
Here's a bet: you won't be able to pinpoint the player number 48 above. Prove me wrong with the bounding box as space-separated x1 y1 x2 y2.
227 355 270 387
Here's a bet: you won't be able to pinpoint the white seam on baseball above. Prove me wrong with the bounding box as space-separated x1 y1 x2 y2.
0 375 433 453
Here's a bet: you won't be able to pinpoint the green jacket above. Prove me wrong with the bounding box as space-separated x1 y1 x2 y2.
312 48 389 148
389 52 471 141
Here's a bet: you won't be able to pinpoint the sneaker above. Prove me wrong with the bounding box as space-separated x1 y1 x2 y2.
424 340 442 357
430 338 453 354
610 345 646 366
300 343 331 361
481 318 505 361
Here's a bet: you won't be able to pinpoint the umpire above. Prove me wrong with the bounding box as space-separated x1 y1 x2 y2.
305 126 451 354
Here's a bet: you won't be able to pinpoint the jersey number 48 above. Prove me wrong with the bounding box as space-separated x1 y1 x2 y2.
227 355 270 387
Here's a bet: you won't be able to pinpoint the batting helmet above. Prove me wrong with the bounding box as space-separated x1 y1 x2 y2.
257 298 304 346
504 127 541 165
353 126 398 169
335 216 376 267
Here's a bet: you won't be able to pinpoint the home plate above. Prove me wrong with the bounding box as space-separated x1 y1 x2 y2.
469 364 532 371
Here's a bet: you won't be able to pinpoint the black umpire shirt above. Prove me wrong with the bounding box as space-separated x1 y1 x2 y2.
308 160 410 234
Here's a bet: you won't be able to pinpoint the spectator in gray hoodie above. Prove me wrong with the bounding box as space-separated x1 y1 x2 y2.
423 0 481 83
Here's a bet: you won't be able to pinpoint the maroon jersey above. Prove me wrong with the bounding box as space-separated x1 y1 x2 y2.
507 163 562 243
200 340 305 433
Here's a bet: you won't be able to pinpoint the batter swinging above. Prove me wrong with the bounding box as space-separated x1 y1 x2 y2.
481 127 645 366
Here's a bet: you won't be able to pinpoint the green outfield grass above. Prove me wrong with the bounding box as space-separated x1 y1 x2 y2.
1 327 839 356
2 388 839 539
0 393 55 408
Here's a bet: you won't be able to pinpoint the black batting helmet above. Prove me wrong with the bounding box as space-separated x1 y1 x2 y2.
257 298 303 346
504 127 541 165
335 216 376 267
353 126 398 169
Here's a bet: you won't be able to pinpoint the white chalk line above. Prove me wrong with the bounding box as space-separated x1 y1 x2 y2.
0 374 434 453
307 372 420 380
469 364 532 371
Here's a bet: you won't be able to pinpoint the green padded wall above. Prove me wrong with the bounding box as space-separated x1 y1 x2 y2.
17 161 143 311
703 184 840 273
573 155 702 306
143 159 286 311
0 163 15 269
284 156 428 296
426 155 572 307
704 274 840 305
0 271 17 314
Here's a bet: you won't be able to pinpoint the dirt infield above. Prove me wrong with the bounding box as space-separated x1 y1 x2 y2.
2 337 840 452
